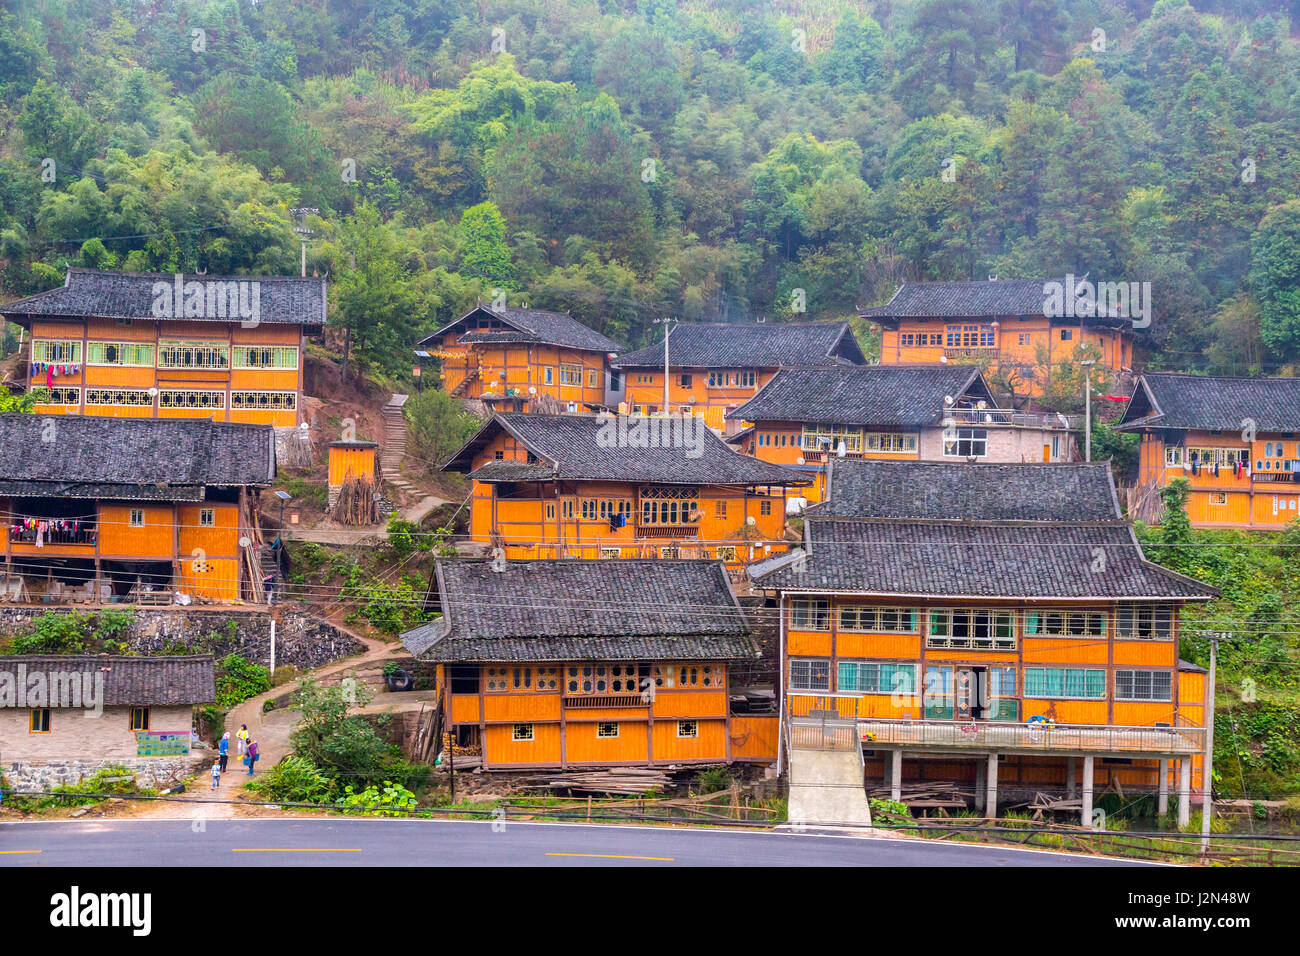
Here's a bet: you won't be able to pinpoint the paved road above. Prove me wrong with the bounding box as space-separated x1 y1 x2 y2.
0 818 1158 866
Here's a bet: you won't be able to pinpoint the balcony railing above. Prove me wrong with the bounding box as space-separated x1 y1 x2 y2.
855 716 1204 756
943 407 1083 430
10 520 97 546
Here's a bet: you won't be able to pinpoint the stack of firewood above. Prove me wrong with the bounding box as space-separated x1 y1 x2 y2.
334 475 378 525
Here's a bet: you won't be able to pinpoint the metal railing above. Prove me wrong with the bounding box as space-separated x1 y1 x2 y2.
943 407 1083 430
855 717 1203 755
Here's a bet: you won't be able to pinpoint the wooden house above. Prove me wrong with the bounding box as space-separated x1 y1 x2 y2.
0 268 324 427
0 654 215 787
401 559 776 769
417 305 622 412
441 412 810 569
751 458 1218 824
862 278 1134 398
1118 373 1300 529
726 365 1079 501
0 415 276 602
610 322 866 432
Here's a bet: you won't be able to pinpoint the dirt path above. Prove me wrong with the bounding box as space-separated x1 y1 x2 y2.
126 628 404 818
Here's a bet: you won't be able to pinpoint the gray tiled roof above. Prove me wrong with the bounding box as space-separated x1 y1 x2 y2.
446 413 810 486
610 322 865 369
402 559 757 662
0 654 215 706
727 365 989 426
811 459 1120 521
0 268 326 326
0 415 276 492
419 305 621 352
1117 373 1300 433
0 480 206 502
861 278 1053 319
753 520 1216 599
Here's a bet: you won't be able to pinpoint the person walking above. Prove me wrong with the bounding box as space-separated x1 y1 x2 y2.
246 739 259 776
236 724 248 757
210 758 221 790
218 732 230 773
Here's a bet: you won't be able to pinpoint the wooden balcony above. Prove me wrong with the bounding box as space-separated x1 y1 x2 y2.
855 716 1203 757
10 521 97 547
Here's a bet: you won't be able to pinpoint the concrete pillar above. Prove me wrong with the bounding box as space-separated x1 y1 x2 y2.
890 749 902 803
1066 756 1077 799
1081 756 1095 829
1157 758 1169 816
986 752 999 819
1178 757 1191 828
974 758 986 811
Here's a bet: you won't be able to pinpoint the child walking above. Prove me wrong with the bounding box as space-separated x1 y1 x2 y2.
210 758 221 789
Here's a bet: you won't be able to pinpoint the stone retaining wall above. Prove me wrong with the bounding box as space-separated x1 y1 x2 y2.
2 755 208 792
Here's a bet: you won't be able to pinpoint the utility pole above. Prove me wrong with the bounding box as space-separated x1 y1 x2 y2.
1201 633 1221 858
1080 359 1096 462
654 318 677 416
289 207 319 278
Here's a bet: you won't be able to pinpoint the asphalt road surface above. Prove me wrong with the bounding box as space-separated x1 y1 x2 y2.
0 818 1159 866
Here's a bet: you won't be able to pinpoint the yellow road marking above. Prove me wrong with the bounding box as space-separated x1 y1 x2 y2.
0 850 41 854
232 848 361 853
545 852 673 862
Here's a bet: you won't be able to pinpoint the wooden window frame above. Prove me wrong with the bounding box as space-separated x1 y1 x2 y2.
157 340 229 370
129 509 145 528
1024 667 1107 700
676 720 698 739
230 390 297 411
32 339 83 363
790 599 830 631
1114 669 1173 702
29 708 50 733
511 723 534 741
87 341 155 367
232 345 299 370
199 508 216 527
159 389 226 410
596 722 620 738
85 388 154 407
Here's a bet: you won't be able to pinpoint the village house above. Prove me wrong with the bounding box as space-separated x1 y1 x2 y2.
417 304 622 412
751 458 1217 826
862 277 1134 398
401 559 777 770
0 415 276 603
1118 373 1300 529
0 653 214 789
0 267 324 427
441 411 810 570
726 365 1079 501
610 321 866 432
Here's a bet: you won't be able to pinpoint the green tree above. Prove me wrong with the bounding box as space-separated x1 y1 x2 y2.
457 201 514 285
1250 200 1300 359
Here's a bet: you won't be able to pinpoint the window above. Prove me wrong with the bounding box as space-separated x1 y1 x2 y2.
1017 332 1030 346
927 609 1016 649
130 707 150 731
864 432 918 454
838 606 920 634
230 391 297 411
638 486 699 526
1023 610 1107 637
87 341 154 366
1025 667 1106 699
159 389 225 410
1164 445 1184 466
493 450 505 460
716 501 727 519
659 546 679 558
600 548 621 559
199 509 215 527
534 667 559 691
587 369 599 388
484 666 511 692
943 428 988 457
760 500 771 516
677 720 699 738
789 659 831 691
1115 670 1173 702
1209 491 1227 505
512 724 534 741
901 331 942 347
596 722 620 738
679 373 692 388
1115 605 1174 641
1187 447 1249 467
544 367 554 385
560 363 583 386
716 545 737 561
449 665 479 694
671 664 721 688
945 324 995 348
35 387 79 406
545 502 556 521
707 370 756 388
561 498 575 520
30 708 50 733
232 345 299 369
129 509 145 528
32 340 82 363
158 340 229 369
801 424 865 454
837 661 917 695
85 388 154 407
791 599 830 631
1060 329 1073 341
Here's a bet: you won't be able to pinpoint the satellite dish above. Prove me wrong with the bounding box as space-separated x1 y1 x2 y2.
747 516 756 526
529 386 536 395
939 355 948 364
238 536 251 549
796 457 805 465
944 395 954 406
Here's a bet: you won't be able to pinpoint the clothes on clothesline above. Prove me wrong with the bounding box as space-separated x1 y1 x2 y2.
10 518 85 548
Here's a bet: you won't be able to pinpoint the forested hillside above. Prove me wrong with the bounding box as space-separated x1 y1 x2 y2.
1 0 1298 381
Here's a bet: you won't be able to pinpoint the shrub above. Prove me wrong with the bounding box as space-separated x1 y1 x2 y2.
246 755 332 803
214 653 272 709
337 780 419 817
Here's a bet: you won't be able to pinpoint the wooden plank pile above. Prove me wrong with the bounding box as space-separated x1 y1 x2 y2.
867 782 970 808
515 768 671 795
334 474 378 525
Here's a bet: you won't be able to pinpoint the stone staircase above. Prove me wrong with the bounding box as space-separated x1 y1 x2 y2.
380 394 418 501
